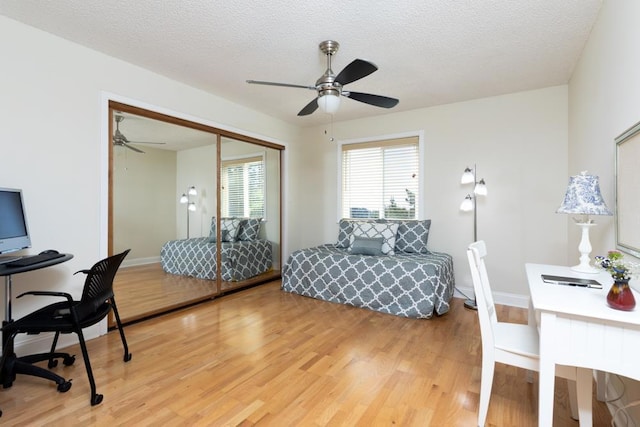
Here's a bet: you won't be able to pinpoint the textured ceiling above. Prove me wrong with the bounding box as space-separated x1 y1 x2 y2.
1 0 602 127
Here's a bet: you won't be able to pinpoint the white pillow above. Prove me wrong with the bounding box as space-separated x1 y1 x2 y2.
349 221 399 255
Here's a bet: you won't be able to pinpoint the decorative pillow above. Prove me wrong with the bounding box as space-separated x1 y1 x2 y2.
395 220 431 253
349 221 399 255
208 229 230 243
238 218 262 241
349 236 384 256
208 217 242 242
336 219 355 248
221 217 242 242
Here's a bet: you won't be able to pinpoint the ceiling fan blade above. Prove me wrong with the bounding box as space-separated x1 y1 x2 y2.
246 80 315 90
297 98 319 116
122 143 145 154
335 59 378 85
344 91 399 109
129 141 166 145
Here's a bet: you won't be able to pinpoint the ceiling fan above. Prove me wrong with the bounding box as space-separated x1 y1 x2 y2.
247 40 399 116
113 115 165 153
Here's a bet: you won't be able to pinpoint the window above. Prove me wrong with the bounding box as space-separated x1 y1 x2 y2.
341 136 419 219
221 155 265 218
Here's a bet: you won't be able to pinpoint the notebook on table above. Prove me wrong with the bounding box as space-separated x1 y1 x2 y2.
541 274 603 289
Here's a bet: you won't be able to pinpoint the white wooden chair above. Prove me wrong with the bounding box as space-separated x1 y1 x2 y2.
467 240 588 426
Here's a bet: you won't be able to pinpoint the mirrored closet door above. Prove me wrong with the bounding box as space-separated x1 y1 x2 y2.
108 102 282 324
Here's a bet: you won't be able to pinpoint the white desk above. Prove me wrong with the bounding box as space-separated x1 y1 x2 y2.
526 263 640 427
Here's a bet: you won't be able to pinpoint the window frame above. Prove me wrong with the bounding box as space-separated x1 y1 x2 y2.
337 131 425 221
221 152 267 220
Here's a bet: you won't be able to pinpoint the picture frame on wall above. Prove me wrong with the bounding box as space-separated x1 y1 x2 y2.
615 120 640 258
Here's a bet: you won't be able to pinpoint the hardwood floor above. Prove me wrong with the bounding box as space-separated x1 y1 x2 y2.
113 263 281 324
1 281 611 426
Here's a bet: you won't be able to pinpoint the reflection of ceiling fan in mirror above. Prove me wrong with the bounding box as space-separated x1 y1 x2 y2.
113 115 166 153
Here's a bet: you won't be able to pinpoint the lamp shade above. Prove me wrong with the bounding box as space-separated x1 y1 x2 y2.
179 194 188 204
317 91 341 114
188 186 197 196
460 194 474 212
474 179 488 196
556 171 612 216
460 167 474 184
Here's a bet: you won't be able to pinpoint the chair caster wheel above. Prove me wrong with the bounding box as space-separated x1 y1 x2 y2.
63 355 76 366
48 359 59 369
124 353 132 362
91 394 103 406
57 381 72 392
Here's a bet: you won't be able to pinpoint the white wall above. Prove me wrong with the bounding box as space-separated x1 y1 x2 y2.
0 16 299 353
569 1 640 423
293 86 569 304
113 146 177 262
177 144 218 239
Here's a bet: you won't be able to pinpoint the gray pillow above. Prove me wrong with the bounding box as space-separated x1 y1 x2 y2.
336 219 355 248
238 218 262 241
208 229 229 243
395 220 431 253
208 217 242 242
349 236 384 256
348 221 399 255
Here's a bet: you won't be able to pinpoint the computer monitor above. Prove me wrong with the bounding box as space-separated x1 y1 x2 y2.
0 187 32 255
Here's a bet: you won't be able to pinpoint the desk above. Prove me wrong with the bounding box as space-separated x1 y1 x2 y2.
526 263 640 427
0 254 73 386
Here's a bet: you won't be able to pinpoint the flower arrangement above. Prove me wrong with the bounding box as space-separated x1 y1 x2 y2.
595 251 638 281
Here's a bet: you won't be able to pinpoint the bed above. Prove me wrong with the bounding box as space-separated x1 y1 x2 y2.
281 219 455 318
160 217 272 281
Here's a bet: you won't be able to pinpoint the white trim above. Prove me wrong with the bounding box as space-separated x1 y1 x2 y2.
336 130 425 221
121 256 161 268
454 285 530 309
220 151 269 221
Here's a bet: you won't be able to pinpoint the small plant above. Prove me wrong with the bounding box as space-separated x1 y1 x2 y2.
595 251 638 281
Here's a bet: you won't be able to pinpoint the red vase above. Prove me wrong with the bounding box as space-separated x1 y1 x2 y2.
607 280 636 311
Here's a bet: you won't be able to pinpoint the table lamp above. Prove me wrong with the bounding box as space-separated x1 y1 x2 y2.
557 171 612 273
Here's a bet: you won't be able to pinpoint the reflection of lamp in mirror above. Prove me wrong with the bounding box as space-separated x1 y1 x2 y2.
557 171 612 273
460 164 487 310
179 186 197 238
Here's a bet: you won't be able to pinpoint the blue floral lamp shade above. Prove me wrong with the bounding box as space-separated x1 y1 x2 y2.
557 171 613 274
557 171 613 216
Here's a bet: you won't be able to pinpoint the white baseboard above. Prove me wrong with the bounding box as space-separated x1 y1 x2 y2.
454 285 529 308
121 256 160 267
11 323 105 357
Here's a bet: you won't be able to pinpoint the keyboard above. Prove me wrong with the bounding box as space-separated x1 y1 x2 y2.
0 255 22 265
6 252 64 267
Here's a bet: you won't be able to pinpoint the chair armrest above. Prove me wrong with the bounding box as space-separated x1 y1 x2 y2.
74 269 91 276
17 290 74 303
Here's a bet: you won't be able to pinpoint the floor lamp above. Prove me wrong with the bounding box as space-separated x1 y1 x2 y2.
179 186 197 238
556 171 612 273
460 164 487 310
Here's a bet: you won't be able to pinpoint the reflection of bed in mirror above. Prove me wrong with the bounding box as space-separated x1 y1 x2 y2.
160 217 273 281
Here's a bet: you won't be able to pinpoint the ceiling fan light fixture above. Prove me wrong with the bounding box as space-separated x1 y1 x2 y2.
317 90 341 114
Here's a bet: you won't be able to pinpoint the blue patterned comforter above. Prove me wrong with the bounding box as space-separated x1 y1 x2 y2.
160 237 272 281
281 244 454 318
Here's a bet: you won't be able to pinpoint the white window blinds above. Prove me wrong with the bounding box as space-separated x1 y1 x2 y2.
341 137 419 219
221 155 265 218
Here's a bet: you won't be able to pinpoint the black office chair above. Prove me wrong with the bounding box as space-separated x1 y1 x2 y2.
0 249 132 406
